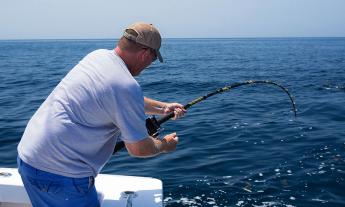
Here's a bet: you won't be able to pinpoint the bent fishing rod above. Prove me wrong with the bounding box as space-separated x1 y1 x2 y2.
113 80 297 154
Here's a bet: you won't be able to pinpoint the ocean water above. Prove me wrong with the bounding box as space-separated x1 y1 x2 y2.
1 38 345 207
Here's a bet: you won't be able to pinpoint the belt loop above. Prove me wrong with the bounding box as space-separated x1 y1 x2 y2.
88 176 94 189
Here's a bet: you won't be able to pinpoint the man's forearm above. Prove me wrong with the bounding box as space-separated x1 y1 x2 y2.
144 97 167 108
144 97 167 115
125 136 167 158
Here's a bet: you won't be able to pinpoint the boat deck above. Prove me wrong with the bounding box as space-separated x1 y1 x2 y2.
0 168 162 207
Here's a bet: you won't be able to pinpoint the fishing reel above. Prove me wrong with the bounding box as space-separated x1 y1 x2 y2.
145 116 162 137
113 116 163 154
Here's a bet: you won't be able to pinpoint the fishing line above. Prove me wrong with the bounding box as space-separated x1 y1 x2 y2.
113 80 297 154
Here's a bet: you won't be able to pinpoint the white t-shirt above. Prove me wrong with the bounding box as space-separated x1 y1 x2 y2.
18 49 148 178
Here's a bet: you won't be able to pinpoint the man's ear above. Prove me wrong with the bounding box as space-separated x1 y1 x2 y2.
137 49 146 62
141 49 152 62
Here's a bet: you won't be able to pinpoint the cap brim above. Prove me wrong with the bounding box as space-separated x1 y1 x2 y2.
156 49 163 63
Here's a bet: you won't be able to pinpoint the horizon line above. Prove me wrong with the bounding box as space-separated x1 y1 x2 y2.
0 36 345 41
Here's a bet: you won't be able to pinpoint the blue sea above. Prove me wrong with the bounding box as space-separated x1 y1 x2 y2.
1 38 344 207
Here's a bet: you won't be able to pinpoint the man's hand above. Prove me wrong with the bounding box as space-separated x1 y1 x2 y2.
162 103 186 120
162 132 179 153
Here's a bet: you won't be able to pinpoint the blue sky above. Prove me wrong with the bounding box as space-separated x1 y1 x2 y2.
1 0 344 39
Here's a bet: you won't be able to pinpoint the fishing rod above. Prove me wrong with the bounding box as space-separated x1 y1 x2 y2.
113 80 297 154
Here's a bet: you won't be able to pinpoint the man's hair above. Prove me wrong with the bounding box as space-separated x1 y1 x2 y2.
117 36 144 53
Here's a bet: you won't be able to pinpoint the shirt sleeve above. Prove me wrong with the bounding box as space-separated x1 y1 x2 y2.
103 81 148 143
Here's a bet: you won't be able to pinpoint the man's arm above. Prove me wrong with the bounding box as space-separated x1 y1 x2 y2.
144 97 166 115
144 97 186 119
125 132 178 158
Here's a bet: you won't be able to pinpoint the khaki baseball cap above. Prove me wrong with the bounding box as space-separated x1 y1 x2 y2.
123 22 163 63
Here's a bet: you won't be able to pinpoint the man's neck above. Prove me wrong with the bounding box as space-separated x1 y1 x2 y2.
114 47 137 76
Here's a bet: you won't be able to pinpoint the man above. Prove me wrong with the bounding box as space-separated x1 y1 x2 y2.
17 22 186 207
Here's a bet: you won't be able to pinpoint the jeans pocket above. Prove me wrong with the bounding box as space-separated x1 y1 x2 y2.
48 181 85 199
27 177 52 193
72 177 94 195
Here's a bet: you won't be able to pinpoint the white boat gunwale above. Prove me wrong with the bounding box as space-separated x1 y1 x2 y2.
0 168 163 207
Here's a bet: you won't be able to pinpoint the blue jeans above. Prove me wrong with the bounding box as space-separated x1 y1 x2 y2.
17 157 100 207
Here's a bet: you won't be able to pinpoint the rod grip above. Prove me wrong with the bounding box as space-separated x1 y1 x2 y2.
157 112 175 125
